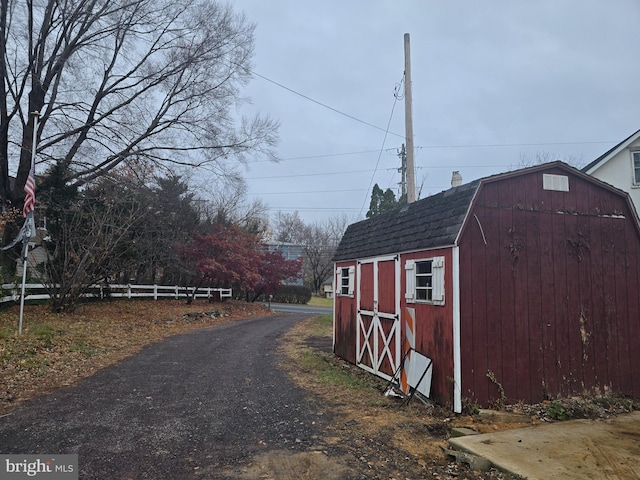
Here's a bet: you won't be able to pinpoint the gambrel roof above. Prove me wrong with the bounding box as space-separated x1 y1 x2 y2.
333 162 640 262
333 179 480 261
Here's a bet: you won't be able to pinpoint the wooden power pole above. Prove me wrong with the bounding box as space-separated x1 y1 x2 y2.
404 33 416 203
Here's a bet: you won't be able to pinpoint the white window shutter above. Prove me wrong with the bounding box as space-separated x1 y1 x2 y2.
405 260 416 303
433 256 445 305
348 266 355 296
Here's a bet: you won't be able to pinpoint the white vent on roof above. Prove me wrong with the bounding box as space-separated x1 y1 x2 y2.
543 174 569 192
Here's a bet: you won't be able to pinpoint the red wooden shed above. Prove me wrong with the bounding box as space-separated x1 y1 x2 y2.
332 162 640 412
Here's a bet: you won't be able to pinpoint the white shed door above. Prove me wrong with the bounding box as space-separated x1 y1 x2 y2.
356 255 401 380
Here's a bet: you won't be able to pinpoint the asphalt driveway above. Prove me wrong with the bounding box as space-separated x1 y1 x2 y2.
0 313 328 479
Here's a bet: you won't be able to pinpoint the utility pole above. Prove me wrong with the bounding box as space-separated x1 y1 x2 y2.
398 144 407 198
404 33 416 203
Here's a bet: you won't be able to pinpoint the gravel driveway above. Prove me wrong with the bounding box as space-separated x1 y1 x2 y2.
0 313 329 479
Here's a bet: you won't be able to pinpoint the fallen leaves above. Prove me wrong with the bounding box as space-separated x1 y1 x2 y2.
0 299 271 415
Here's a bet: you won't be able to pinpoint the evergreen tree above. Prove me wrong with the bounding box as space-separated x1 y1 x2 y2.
366 184 400 218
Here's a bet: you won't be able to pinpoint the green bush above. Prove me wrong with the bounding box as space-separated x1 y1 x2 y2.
257 285 312 304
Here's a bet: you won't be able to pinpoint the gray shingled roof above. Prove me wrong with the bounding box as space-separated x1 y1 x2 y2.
333 180 480 261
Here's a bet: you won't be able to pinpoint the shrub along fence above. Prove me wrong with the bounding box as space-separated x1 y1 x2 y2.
0 283 232 305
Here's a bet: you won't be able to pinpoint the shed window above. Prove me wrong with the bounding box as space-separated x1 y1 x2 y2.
633 152 640 185
337 266 355 297
405 257 445 305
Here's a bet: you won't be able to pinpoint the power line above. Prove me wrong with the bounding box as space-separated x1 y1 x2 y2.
245 169 385 180
358 83 402 217
247 149 395 163
250 188 368 195
416 140 614 149
247 140 614 165
250 69 405 138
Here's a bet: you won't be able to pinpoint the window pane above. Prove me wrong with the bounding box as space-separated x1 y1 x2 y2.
416 261 432 274
634 152 640 184
416 276 432 288
416 288 432 301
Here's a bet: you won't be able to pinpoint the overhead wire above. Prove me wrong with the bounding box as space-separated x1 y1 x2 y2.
249 69 405 138
358 75 404 217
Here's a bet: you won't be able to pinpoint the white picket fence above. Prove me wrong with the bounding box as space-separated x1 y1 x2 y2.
0 283 232 305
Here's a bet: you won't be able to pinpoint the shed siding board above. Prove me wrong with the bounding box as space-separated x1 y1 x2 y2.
512 180 532 403
591 214 610 392
563 179 582 394
498 180 519 402
613 217 631 393
480 184 503 402
575 180 597 393
606 217 622 393
360 263 374 311
540 206 560 399
627 238 640 396
612 219 631 391
552 190 572 397
524 174 544 398
564 211 584 393
401 249 454 407
377 260 396 315
463 205 489 403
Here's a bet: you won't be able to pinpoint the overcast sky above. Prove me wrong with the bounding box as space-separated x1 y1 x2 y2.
230 0 640 225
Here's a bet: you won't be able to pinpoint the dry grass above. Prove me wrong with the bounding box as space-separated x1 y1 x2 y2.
0 299 272 415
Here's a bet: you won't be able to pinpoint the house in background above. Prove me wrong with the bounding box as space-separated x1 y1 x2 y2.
321 278 333 298
333 162 640 413
262 239 304 285
582 128 640 215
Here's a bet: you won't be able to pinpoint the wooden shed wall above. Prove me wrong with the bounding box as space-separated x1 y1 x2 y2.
400 249 455 407
333 261 358 365
458 168 640 406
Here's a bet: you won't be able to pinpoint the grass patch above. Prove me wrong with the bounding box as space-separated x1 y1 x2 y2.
307 296 333 308
307 314 333 336
67 341 99 357
281 314 388 397
297 350 373 390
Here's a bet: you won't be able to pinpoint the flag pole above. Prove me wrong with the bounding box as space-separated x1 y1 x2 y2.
17 226 29 335
17 112 39 334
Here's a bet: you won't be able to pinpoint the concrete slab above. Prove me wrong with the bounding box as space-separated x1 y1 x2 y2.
449 411 640 479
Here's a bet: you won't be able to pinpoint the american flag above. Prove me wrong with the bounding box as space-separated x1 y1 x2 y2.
23 160 35 217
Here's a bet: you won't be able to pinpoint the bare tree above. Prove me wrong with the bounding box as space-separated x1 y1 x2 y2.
272 211 306 243
518 151 585 169
203 177 269 234
0 0 278 211
272 211 351 294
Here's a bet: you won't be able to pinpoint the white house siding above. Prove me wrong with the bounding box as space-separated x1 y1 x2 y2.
585 135 640 216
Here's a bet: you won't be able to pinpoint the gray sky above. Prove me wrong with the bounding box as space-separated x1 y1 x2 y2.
232 0 640 225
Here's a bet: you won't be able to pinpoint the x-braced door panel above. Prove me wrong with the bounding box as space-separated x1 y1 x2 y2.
356 255 400 380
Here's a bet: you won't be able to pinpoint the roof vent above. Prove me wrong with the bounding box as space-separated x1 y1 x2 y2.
543 174 569 192
451 171 462 187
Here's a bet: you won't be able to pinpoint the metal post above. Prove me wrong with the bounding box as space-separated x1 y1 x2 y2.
18 240 28 335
